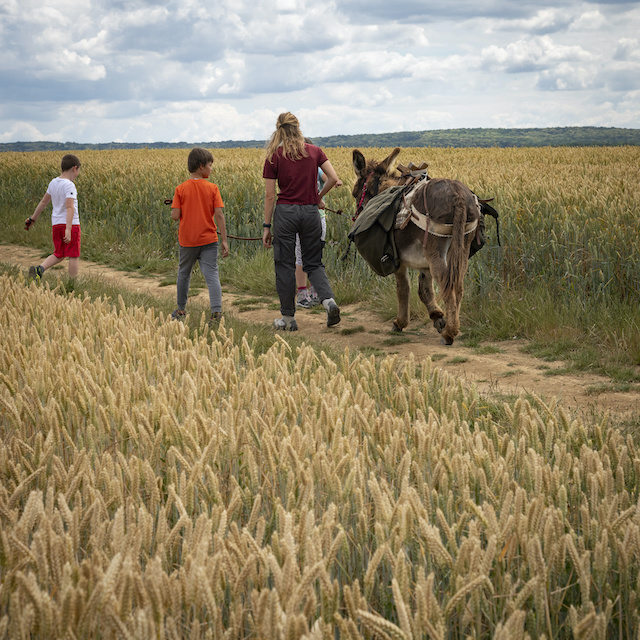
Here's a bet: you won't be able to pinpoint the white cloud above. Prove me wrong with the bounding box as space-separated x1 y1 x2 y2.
481 35 592 73
538 62 599 91
35 49 107 81
0 121 45 143
569 10 607 31
614 38 640 62
481 8 573 34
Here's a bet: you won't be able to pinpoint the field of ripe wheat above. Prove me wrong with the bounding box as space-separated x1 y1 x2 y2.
1 272 639 638
3 145 640 301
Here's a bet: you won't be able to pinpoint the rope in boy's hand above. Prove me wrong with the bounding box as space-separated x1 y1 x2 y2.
163 197 261 241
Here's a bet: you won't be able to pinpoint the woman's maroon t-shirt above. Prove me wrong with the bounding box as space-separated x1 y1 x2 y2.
263 143 328 205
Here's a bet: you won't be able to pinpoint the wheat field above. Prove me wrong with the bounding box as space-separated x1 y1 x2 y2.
3 146 640 303
1 273 639 639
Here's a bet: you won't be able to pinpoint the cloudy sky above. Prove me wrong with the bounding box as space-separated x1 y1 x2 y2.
1 0 639 143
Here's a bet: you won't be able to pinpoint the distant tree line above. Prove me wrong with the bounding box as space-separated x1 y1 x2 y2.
2 126 639 152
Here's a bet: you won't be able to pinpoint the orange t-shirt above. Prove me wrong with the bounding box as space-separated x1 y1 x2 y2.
171 179 224 247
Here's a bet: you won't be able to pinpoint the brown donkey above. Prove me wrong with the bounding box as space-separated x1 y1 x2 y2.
352 147 480 345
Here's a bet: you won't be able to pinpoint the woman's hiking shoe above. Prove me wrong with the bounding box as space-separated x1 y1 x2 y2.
28 266 44 281
273 317 298 331
170 309 186 321
209 312 222 326
326 301 341 327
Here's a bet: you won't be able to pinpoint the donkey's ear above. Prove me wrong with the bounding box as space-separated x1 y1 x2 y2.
352 149 367 178
380 147 401 173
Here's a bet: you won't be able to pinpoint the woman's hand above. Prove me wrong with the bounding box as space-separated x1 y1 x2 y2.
263 227 272 248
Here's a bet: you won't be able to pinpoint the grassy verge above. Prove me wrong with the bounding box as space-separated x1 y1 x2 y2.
459 283 640 384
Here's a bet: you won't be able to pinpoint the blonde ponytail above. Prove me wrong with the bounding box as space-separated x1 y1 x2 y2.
265 112 308 162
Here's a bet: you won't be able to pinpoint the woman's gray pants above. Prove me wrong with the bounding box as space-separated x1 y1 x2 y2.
177 242 221 313
273 203 334 317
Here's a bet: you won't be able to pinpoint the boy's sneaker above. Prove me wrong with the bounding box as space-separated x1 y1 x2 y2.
326 301 341 327
209 311 222 326
296 291 313 309
308 284 320 305
273 317 298 331
170 309 186 321
28 266 44 281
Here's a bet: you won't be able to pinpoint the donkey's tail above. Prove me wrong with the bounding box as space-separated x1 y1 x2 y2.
442 190 469 296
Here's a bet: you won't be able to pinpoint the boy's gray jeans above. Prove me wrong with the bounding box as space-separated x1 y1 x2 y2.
177 242 221 313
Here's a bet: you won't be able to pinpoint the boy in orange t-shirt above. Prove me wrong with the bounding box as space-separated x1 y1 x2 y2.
170 148 229 324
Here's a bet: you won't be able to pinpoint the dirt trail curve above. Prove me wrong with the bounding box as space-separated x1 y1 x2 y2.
2 244 638 421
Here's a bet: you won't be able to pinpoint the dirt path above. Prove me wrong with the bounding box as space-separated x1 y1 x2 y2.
3 244 638 421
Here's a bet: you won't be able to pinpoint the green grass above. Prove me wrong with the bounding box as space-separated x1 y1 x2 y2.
340 325 366 335
461 285 640 384
382 334 412 346
447 356 469 364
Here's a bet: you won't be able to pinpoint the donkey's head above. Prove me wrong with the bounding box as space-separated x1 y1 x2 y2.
352 147 401 217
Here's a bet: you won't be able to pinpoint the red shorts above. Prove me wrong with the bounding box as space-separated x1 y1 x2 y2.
52 224 81 258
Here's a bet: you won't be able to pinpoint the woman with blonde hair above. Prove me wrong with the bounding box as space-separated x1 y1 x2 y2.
262 112 341 331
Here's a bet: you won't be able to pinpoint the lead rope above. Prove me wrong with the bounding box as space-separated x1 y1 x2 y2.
343 173 374 261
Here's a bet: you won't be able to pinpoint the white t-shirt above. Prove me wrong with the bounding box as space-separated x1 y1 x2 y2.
47 177 79 225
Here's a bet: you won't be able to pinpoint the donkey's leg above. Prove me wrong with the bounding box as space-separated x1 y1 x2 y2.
392 265 410 332
418 271 445 333
428 256 459 344
440 255 471 344
440 288 460 345
442 245 472 343
425 239 453 339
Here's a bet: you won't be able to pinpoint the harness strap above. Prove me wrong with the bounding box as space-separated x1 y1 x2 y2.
410 206 479 236
396 179 479 239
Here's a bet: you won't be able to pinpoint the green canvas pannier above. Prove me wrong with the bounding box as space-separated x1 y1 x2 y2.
348 186 407 277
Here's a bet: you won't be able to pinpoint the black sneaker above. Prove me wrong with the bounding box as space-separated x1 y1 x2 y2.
28 266 44 281
296 296 313 309
209 312 222 326
326 302 340 327
170 309 186 321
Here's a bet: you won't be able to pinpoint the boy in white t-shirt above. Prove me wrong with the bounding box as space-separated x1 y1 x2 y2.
25 154 82 280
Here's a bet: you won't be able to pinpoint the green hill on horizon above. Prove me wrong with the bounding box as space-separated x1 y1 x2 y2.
1 126 639 152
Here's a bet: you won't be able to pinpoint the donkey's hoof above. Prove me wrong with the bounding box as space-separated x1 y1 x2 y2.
434 317 446 333
391 322 403 332
440 336 454 346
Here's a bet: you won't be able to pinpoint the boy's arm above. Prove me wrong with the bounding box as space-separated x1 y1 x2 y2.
214 207 229 258
171 208 181 221
25 193 52 229
64 197 74 243
318 160 339 200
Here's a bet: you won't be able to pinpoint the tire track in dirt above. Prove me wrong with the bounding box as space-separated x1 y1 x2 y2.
3 244 638 420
